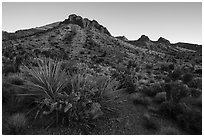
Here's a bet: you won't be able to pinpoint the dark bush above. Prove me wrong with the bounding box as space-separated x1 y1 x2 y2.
159 127 181 135
146 64 153 69
142 113 159 130
168 64 174 70
6 113 28 135
153 92 166 104
190 88 201 98
182 73 193 84
166 82 190 102
158 100 184 119
169 68 182 81
3 64 17 75
194 69 202 75
188 77 202 90
142 83 163 97
164 77 171 83
130 92 152 106
7 74 24 85
176 108 202 134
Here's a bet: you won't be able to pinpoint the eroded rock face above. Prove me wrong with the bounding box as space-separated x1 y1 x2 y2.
115 36 129 41
157 37 170 45
62 14 111 36
138 35 150 42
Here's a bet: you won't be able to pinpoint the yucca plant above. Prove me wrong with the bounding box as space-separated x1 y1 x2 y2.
92 76 125 113
19 58 69 123
19 58 124 134
95 76 124 101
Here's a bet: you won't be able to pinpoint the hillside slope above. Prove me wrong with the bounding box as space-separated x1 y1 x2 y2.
2 14 202 135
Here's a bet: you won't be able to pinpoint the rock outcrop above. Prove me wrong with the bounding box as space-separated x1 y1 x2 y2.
137 35 150 42
157 37 170 45
115 36 129 41
61 14 111 36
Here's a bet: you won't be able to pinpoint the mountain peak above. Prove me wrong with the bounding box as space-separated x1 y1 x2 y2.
138 35 150 42
157 37 170 44
61 14 111 36
115 36 128 41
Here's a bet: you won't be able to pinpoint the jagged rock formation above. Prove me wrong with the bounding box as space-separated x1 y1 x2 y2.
137 35 150 42
2 14 202 74
157 37 170 45
115 36 129 41
61 14 111 36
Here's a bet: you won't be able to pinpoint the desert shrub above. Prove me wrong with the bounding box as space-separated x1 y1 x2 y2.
159 95 202 134
158 100 184 119
168 68 182 81
164 76 171 83
188 77 202 90
159 126 181 135
19 58 70 122
176 108 202 134
142 82 163 97
168 64 175 70
20 58 123 134
6 113 27 135
182 73 193 84
153 92 166 104
2 78 14 104
160 64 169 72
127 60 138 69
2 63 17 75
142 86 156 97
131 92 152 106
6 73 24 85
166 82 190 102
146 63 153 69
113 71 137 94
2 75 30 113
194 69 202 75
142 113 159 130
190 88 201 98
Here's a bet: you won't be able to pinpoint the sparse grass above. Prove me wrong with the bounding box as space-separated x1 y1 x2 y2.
6 113 27 135
158 126 181 135
153 92 166 104
130 92 152 106
182 73 193 84
142 113 159 130
7 73 24 85
169 68 182 81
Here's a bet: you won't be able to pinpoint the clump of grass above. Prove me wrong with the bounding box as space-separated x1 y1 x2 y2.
159 126 181 135
166 81 190 102
153 92 166 104
142 113 159 130
7 113 27 135
158 100 183 119
7 73 24 85
130 92 152 106
188 77 202 90
142 82 163 97
182 73 193 84
169 68 182 81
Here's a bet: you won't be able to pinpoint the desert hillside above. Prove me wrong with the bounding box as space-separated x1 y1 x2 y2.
2 14 202 135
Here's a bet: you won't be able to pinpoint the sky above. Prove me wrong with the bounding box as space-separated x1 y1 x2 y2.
2 2 202 44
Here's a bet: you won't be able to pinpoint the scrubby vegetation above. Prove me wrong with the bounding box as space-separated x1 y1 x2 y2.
2 14 202 135
2 58 124 134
